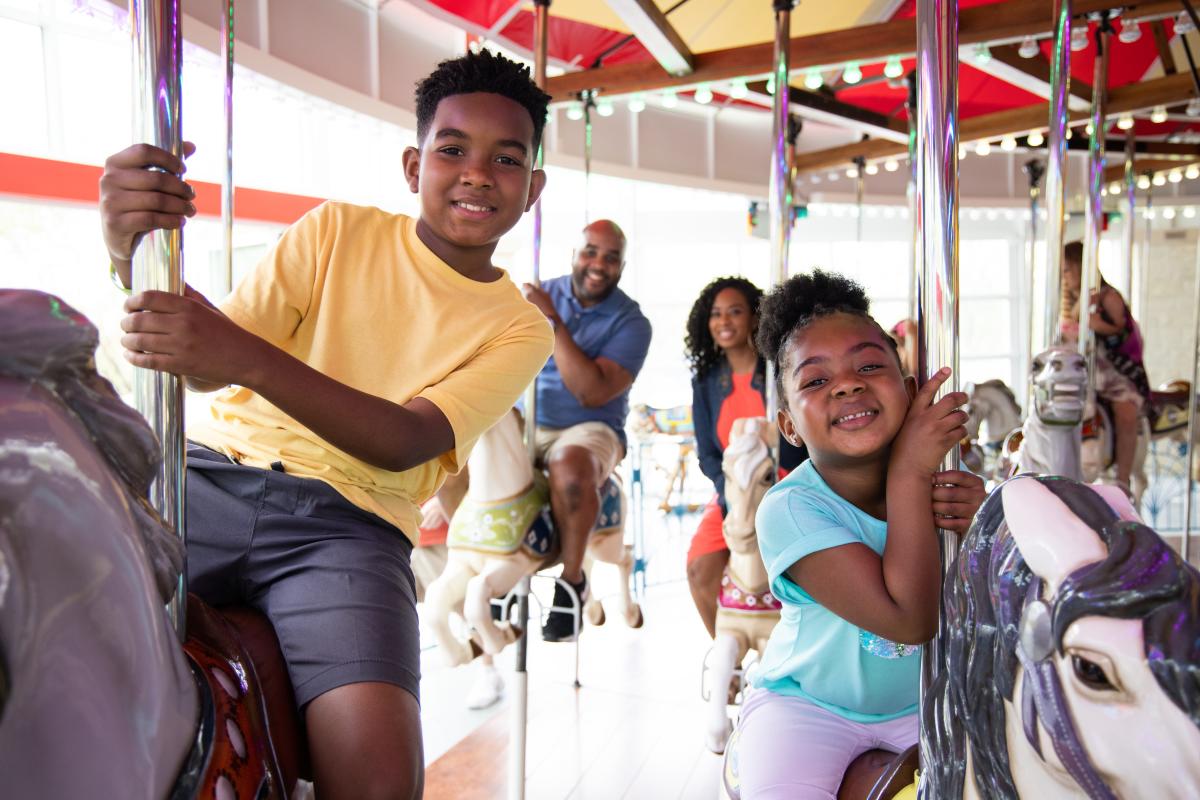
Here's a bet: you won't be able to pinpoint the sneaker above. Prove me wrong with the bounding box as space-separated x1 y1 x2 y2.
541 574 588 642
465 666 505 710
490 592 518 623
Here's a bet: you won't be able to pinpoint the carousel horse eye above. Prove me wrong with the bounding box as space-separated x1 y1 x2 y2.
1072 654 1116 691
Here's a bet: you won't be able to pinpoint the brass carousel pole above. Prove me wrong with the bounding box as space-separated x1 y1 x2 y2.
1041 0 1072 359
221 0 234 296
130 0 186 640
914 0 959 783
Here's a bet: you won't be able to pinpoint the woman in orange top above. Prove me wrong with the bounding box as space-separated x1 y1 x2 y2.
685 277 806 637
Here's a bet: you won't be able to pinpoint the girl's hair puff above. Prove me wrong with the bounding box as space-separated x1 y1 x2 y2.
684 276 764 378
755 269 899 399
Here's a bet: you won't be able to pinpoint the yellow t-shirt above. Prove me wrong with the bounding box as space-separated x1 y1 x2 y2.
191 202 554 542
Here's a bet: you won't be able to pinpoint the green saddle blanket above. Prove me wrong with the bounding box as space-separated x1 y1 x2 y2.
447 481 550 554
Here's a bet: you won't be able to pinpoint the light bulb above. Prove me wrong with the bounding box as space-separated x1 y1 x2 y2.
959 145 968 160
766 77 775 95
1163 206 1177 220
842 63 862 85
884 56 903 79
1187 164 1200 180
1153 173 1167 187
1001 135 1017 152
1019 36 1040 58
1187 207 1197 219
1066 128 1073 140
1085 121 1094 136
846 166 859 178
976 140 992 156
1188 98 1200 117
1117 114 1134 130
693 86 713 105
729 80 748 100
1119 17 1141 44
1151 105 1168 124
1109 181 1122 195
596 99 615 117
827 171 840 182
1027 130 1045 147
1170 169 1183 183
884 159 899 172
1137 174 1151 189
661 89 677 108
865 162 879 175
1071 25 1090 52
627 95 646 113
1145 208 1156 220
804 70 823 90
1176 10 1196 35
974 44 992 66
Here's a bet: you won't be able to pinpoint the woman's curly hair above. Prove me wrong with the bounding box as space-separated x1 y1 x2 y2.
684 276 764 378
755 269 899 398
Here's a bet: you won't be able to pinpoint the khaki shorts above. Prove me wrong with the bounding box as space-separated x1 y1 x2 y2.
534 422 624 479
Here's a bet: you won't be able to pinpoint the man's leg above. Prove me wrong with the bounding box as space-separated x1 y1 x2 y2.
1112 399 1138 490
546 443 603 585
306 683 423 800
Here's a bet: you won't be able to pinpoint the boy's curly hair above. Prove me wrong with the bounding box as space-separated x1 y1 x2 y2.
684 276 764 378
755 269 900 400
415 49 551 150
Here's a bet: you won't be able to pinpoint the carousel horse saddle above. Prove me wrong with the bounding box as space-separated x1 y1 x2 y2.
717 570 780 615
179 596 309 798
448 475 625 557
1148 386 1192 435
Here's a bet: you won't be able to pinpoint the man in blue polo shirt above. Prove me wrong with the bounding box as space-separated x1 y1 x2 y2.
522 219 652 641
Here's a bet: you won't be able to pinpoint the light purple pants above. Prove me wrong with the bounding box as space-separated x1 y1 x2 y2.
734 688 918 799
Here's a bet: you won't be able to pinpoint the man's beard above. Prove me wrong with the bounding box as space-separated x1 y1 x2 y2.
572 271 616 303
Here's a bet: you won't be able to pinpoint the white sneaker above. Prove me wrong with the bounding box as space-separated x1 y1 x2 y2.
465 666 505 710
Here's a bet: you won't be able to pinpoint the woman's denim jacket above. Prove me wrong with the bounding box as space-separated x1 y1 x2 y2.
691 357 806 514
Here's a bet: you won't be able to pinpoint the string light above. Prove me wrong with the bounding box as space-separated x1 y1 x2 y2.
976 140 992 156
958 144 968 159
1001 135 1017 152
1151 105 1168 123
1170 169 1183 183
865 162 879 175
661 89 678 108
1027 130 1045 147
804 70 823 90
1019 36 1040 58
1163 206 1177 220
1186 207 1197 219
1187 164 1200 180
1176 10 1196 35
1071 24 1089 52
566 103 585 121
693 86 713 105
884 159 899 172
846 166 860 178
596 99 615 117
1188 98 1200 117
627 95 646 113
1108 181 1122 195
842 63 863 85
1153 172 1167 187
1118 16 1142 43
1137 174 1151 189
729 80 748 100
766 77 776 95
974 44 992 65
1117 114 1134 130
884 56 903 79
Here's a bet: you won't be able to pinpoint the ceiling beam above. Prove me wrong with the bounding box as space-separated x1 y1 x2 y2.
792 71 1198 173
1102 158 1198 183
745 80 909 143
987 43 1093 109
1152 20 1179 74
604 0 694 76
545 0 1179 103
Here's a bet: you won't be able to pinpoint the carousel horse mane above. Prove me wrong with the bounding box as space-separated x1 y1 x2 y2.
923 474 1200 798
0 290 183 602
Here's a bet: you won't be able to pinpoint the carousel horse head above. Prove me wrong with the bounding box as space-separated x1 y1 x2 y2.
1031 346 1088 427
721 417 774 554
923 474 1200 799
965 379 1023 446
0 290 197 797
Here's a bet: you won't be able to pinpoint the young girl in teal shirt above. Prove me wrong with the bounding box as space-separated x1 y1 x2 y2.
734 270 985 798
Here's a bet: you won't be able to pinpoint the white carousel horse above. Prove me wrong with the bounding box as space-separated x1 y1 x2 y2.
922 474 1200 799
0 291 301 798
705 417 782 754
423 409 643 669
964 379 1023 478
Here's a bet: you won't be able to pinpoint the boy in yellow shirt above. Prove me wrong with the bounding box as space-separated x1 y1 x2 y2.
100 50 554 798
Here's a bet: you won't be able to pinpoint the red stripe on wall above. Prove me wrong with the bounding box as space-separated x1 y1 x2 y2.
0 152 325 225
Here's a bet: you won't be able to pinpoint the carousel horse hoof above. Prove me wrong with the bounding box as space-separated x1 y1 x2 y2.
465 667 505 710
585 600 606 626
704 716 733 755
626 605 645 629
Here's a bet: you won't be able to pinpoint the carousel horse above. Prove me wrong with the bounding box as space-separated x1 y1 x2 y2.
0 291 304 798
704 417 781 754
963 379 1023 478
1012 347 1090 482
922 474 1200 798
423 409 643 669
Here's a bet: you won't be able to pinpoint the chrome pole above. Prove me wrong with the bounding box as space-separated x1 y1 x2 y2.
907 73 918 324
1080 19 1110 392
914 0 958 786
512 3 549 798
1122 131 1136 301
1042 0 1071 355
765 0 794 429
1183 244 1200 563
854 156 865 247
1023 159 1045 408
131 0 186 640
221 0 234 296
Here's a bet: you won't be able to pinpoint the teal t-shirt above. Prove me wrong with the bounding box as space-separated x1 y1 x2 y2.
751 460 922 722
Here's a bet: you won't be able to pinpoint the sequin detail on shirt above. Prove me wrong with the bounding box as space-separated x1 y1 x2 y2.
859 630 919 660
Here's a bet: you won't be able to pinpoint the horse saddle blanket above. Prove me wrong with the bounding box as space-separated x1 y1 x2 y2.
448 482 552 555
718 570 780 614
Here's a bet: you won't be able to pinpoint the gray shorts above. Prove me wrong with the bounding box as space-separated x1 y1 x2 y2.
186 443 420 707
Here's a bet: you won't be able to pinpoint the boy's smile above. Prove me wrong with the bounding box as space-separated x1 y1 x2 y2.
403 92 546 278
778 313 911 464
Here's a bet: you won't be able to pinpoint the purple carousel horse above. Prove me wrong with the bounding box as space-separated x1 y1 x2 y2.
0 291 303 798
922 474 1200 798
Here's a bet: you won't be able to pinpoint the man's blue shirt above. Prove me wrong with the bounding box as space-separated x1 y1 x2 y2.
534 275 652 446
